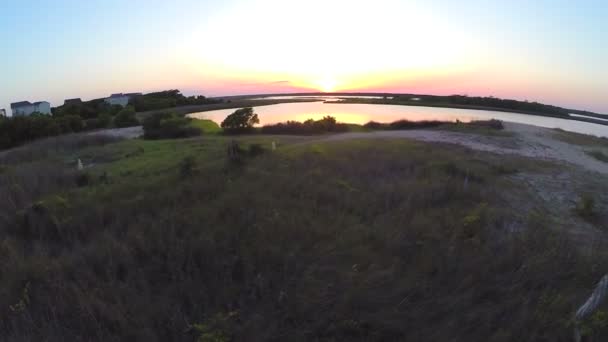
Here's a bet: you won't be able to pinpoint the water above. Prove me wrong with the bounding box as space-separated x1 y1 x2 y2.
189 97 608 137
570 113 608 123
248 95 392 101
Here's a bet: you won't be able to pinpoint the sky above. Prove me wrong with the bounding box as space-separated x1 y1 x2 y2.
0 0 607 113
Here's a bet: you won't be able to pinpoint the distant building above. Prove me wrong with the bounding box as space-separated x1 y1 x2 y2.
104 93 142 107
64 98 82 105
10 101 51 116
0 109 6 117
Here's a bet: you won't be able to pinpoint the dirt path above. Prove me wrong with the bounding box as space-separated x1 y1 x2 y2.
88 122 608 173
311 122 608 247
87 126 143 139
315 122 608 174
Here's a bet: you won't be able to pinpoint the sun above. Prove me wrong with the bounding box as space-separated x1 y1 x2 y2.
317 77 338 92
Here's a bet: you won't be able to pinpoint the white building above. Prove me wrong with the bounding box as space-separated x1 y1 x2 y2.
0 109 6 117
104 93 142 107
10 101 52 116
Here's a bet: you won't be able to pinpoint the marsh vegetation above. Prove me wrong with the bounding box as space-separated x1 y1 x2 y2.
1 130 607 341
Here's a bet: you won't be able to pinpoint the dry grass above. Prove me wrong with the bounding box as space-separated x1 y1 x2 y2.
0 133 119 165
0 137 607 341
587 150 608 163
553 129 608 147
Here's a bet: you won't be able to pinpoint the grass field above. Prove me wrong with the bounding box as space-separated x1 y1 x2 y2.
189 118 222 134
587 150 608 163
0 134 607 341
435 123 514 137
554 129 608 146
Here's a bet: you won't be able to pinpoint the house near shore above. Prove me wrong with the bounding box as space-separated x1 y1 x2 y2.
0 109 6 117
10 101 51 116
104 93 142 107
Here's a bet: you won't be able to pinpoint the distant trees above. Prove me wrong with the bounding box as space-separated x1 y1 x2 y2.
0 114 85 150
54 98 121 119
391 95 568 117
129 90 223 112
221 107 260 134
51 90 221 120
260 116 349 135
0 89 219 150
55 115 84 133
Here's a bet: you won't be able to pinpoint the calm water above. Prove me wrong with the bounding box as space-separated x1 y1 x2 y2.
189 98 608 137
248 95 392 100
570 113 608 123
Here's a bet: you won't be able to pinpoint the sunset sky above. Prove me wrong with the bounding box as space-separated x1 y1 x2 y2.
0 0 607 113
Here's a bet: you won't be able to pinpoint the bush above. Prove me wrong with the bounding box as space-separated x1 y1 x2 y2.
587 150 608 163
0 114 72 149
113 106 139 128
75 172 91 187
388 119 447 130
142 112 202 139
55 115 84 133
129 90 221 112
576 194 597 219
179 156 196 178
226 140 245 165
221 107 259 134
363 121 388 130
468 119 504 130
248 143 266 157
260 116 349 135
84 113 112 130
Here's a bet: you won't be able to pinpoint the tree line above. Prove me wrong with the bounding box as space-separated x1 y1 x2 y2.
129 90 222 112
392 95 569 116
0 90 217 150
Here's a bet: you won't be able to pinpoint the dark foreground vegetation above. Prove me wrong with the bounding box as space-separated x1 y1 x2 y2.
142 112 202 139
1 132 608 341
322 93 607 124
218 107 506 136
53 90 222 117
0 90 219 151
6 90 605 150
261 116 349 135
364 118 504 131
0 114 86 149
128 90 222 112
259 118 504 136
391 94 568 116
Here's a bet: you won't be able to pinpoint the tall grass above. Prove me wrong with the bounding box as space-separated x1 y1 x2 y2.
0 138 606 341
0 133 119 165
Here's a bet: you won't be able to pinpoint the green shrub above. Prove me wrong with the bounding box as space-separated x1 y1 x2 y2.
587 150 608 163
113 106 139 128
363 121 388 130
226 140 245 165
84 113 112 130
389 119 447 130
260 116 349 135
55 115 84 133
221 107 259 134
179 156 196 178
575 194 597 219
248 143 266 157
142 112 201 139
468 119 504 130
75 172 91 187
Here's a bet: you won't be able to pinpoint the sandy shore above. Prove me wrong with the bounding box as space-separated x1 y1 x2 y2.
87 126 143 139
82 121 608 174
316 122 608 174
